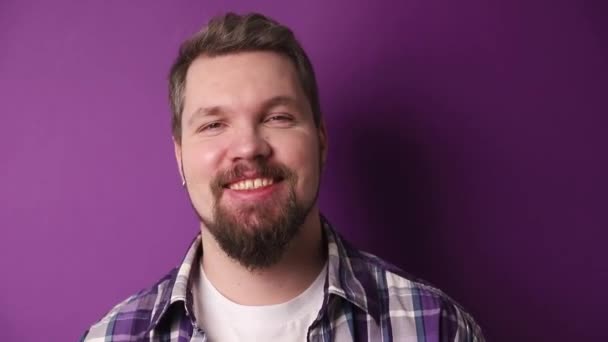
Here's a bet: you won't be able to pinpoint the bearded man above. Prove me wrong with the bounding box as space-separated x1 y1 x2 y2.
81 12 483 342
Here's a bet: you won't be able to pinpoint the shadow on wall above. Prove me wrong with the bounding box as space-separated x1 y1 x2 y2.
322 46 484 304
331 94 447 282
348 120 441 274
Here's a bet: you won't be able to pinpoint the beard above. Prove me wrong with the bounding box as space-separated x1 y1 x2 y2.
193 160 316 270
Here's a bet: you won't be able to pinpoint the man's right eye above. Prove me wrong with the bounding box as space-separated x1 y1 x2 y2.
199 122 223 132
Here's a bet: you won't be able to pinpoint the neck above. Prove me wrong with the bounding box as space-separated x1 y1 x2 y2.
200 208 326 306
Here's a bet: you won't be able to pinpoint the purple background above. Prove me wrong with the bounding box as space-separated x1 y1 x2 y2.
1 0 606 341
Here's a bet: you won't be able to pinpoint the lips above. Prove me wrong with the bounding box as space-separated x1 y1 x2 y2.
216 162 290 194
227 177 275 190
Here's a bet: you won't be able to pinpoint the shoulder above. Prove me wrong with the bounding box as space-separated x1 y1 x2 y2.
80 268 178 341
357 250 485 341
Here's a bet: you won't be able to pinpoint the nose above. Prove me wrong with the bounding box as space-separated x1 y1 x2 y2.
227 126 272 162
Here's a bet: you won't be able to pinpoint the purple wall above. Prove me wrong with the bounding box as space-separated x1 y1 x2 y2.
1 0 606 340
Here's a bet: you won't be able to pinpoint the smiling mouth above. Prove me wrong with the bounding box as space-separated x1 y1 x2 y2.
225 177 283 191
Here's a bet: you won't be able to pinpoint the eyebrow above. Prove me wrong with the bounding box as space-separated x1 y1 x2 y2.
262 95 301 111
186 106 224 127
186 95 302 127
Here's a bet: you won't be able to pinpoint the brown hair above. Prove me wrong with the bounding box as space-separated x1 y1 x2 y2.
168 12 321 143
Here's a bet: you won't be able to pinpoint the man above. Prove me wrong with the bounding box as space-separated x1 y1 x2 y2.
82 12 483 342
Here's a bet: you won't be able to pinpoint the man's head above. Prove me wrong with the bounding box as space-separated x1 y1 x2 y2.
169 13 327 270
169 13 323 143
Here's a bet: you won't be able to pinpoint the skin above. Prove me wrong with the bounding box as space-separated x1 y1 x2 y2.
173 51 328 305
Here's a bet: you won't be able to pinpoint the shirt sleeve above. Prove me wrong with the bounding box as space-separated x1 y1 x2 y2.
445 301 485 342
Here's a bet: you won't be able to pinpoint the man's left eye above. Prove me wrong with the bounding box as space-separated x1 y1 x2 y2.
266 114 293 123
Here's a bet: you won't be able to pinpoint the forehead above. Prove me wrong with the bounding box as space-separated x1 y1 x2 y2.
183 51 305 117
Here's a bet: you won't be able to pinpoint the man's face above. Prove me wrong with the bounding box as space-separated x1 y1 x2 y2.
174 51 327 269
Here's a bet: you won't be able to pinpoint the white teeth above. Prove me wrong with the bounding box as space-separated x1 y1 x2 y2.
229 178 274 190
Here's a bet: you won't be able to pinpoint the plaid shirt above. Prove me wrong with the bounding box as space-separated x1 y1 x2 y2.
82 217 484 341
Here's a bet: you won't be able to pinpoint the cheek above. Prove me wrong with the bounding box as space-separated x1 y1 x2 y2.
271 132 321 187
182 141 225 187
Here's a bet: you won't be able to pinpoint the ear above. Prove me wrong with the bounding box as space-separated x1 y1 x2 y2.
173 137 185 185
318 120 329 168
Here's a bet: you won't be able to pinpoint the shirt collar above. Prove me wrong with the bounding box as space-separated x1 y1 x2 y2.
148 215 381 332
321 215 381 322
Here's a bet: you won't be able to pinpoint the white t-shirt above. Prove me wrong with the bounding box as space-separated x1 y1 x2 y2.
192 263 327 342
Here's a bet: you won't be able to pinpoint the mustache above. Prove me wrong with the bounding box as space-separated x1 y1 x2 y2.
210 160 293 194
